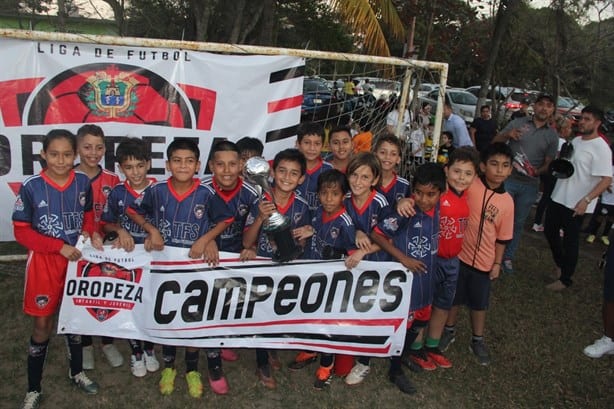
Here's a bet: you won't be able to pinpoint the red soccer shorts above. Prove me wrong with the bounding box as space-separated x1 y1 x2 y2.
23 251 69 317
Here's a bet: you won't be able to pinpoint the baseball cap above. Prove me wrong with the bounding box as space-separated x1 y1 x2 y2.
535 93 555 104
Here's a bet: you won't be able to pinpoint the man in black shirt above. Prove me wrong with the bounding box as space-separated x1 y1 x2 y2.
470 105 498 152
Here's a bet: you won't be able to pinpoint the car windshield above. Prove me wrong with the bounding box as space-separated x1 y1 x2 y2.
304 81 330 93
449 91 477 105
558 97 574 108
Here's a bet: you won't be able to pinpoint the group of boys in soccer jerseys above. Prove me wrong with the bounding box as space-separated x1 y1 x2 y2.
13 121 515 409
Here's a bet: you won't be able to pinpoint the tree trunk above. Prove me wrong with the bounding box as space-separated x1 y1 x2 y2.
258 0 276 46
102 0 125 36
57 0 67 32
476 0 521 116
228 0 246 44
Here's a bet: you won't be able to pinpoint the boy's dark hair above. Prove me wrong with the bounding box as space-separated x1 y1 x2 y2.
347 152 381 188
582 105 604 123
413 162 446 192
317 169 349 194
297 122 325 143
236 137 264 156
480 105 490 111
43 129 76 152
448 146 479 170
441 131 454 143
374 132 402 152
480 142 513 164
115 138 151 164
273 148 307 175
329 126 352 140
167 138 200 160
76 124 104 140
210 140 239 156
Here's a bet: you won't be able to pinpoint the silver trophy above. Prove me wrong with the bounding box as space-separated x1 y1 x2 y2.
243 157 302 262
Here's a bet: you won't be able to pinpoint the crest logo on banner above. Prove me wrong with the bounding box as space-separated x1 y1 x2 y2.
85 69 139 118
74 260 144 322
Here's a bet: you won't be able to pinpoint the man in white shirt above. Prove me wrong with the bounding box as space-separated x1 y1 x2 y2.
545 106 612 291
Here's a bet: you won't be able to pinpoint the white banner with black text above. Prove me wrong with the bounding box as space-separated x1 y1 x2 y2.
58 244 412 357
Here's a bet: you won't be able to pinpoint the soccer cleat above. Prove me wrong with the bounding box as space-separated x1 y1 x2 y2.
388 370 417 395
208 366 229 395
220 348 239 362
130 354 147 377
470 340 491 366
313 365 333 390
256 364 277 389
601 236 610 246
159 367 177 395
344 362 370 385
583 335 614 358
586 234 596 244
144 349 160 372
69 371 99 394
407 348 437 371
102 343 124 368
439 330 456 352
185 370 204 398
288 351 318 370
531 223 544 232
82 345 95 370
21 391 42 409
425 347 453 368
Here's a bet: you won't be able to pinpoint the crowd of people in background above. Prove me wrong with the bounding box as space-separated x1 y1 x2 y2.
12 90 614 409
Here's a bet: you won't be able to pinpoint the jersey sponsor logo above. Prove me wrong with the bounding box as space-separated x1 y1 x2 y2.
413 221 422 229
439 216 457 240
38 200 48 208
408 235 430 259
237 203 249 217
442 199 451 207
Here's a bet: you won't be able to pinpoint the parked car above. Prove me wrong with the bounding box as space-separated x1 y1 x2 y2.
419 88 478 124
301 77 341 123
465 86 537 124
417 82 439 98
353 77 401 101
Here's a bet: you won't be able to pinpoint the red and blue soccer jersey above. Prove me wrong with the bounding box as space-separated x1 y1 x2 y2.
296 158 333 209
376 206 440 310
102 181 155 244
130 179 233 248
305 207 357 260
378 174 411 205
344 189 392 261
245 191 311 258
438 187 469 259
12 169 93 246
204 177 260 253
80 165 120 233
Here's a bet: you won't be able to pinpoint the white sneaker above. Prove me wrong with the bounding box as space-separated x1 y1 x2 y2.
144 349 160 372
344 362 370 385
583 335 614 358
102 343 124 367
130 354 147 377
82 345 95 370
21 390 42 409
531 223 544 232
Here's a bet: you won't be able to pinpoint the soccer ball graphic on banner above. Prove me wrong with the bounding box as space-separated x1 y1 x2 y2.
27 63 194 127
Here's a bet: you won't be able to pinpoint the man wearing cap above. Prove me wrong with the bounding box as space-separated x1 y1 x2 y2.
493 93 559 274
545 106 612 291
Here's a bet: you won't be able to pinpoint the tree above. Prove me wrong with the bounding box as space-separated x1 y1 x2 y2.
328 0 405 56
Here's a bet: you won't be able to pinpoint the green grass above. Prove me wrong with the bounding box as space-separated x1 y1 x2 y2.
1 226 612 408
